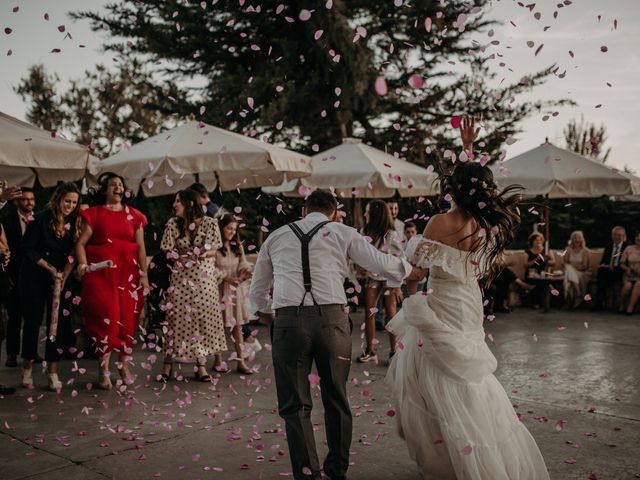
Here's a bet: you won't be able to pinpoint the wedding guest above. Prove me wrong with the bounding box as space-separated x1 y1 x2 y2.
484 266 534 315
593 226 627 311
189 182 219 218
0 222 15 395
216 214 254 375
158 189 227 382
403 223 426 296
357 200 405 363
248 190 419 480
75 173 148 390
563 230 591 309
387 200 406 242
619 232 640 315
20 183 80 391
403 221 418 241
1 187 36 367
523 232 555 309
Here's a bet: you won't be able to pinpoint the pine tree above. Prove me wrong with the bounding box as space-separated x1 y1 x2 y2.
71 0 569 164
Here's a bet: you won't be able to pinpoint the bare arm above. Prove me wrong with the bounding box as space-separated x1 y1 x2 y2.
75 223 93 277
580 249 590 271
135 227 149 290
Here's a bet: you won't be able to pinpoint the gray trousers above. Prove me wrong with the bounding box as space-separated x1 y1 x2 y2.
272 304 352 480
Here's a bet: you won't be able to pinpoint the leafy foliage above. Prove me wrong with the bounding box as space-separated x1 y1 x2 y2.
14 59 182 156
564 115 612 163
72 0 570 165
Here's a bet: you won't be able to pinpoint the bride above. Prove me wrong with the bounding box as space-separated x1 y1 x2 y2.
386 117 550 480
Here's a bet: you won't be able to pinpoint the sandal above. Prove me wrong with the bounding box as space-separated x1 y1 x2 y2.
159 362 173 383
236 362 254 375
195 364 211 382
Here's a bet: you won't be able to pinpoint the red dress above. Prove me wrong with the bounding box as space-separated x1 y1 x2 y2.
80 205 147 355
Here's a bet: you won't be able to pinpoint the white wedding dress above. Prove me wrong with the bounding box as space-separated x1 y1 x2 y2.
386 237 550 480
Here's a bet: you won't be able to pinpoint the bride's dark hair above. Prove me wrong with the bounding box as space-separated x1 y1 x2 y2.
441 161 522 283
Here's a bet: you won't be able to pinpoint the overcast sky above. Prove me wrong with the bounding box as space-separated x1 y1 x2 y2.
1 0 639 172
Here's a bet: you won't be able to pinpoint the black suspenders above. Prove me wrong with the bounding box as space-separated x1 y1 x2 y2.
288 220 332 306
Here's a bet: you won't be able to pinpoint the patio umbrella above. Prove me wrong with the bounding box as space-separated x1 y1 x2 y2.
0 111 97 187
262 137 439 198
491 140 640 247
93 121 312 196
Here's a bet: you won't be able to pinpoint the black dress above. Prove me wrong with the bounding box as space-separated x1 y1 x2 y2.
524 248 546 307
19 210 75 362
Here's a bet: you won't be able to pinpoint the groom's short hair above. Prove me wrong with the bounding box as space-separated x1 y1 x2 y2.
305 190 337 215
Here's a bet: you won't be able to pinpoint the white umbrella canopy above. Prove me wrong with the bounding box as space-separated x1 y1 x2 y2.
262 138 440 198
490 141 639 198
0 111 98 187
93 121 312 197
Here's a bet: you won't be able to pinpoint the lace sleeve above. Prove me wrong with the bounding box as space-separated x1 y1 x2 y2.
405 235 436 268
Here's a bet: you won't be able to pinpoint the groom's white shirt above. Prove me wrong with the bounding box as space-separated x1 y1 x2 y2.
248 211 411 314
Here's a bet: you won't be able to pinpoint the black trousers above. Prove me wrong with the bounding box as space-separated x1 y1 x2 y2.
20 270 66 362
5 276 24 357
485 268 517 311
272 304 352 480
595 266 624 304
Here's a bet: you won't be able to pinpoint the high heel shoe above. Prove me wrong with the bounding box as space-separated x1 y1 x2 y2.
194 364 211 382
236 362 254 375
22 367 33 387
47 373 62 392
159 362 173 383
98 371 113 390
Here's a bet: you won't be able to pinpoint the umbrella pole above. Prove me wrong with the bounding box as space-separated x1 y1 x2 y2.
544 194 550 254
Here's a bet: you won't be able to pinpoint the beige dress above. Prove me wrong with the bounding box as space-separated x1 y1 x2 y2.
216 247 252 328
160 217 227 360
563 248 591 305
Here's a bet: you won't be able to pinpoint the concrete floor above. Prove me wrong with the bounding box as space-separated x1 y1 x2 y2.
0 308 639 480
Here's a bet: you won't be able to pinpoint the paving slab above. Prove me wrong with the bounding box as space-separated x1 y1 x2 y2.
0 434 74 480
1 309 639 479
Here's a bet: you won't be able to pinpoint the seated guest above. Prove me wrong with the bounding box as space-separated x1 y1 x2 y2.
619 232 640 315
485 265 535 315
593 226 627 310
523 232 555 309
563 230 591 309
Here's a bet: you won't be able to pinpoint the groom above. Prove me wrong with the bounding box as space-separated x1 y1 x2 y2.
248 190 422 480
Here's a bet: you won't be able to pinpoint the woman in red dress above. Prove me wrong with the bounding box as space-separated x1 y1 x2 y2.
75 173 149 390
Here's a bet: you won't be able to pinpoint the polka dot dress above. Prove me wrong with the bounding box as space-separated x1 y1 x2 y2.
160 216 227 360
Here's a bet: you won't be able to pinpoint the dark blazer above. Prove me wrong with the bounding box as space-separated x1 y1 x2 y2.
600 241 628 267
1 210 26 282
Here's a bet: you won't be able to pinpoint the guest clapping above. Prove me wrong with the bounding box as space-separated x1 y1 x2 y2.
216 214 254 375
75 173 148 390
563 231 591 309
619 232 640 315
159 189 227 382
20 183 80 391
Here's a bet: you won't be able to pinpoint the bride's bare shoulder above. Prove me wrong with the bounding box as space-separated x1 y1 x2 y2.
423 214 452 240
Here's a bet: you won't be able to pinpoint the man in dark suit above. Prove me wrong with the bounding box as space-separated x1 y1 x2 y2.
1 187 36 367
593 226 628 311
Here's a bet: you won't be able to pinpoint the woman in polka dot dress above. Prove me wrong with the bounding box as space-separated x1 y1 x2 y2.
159 189 227 382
